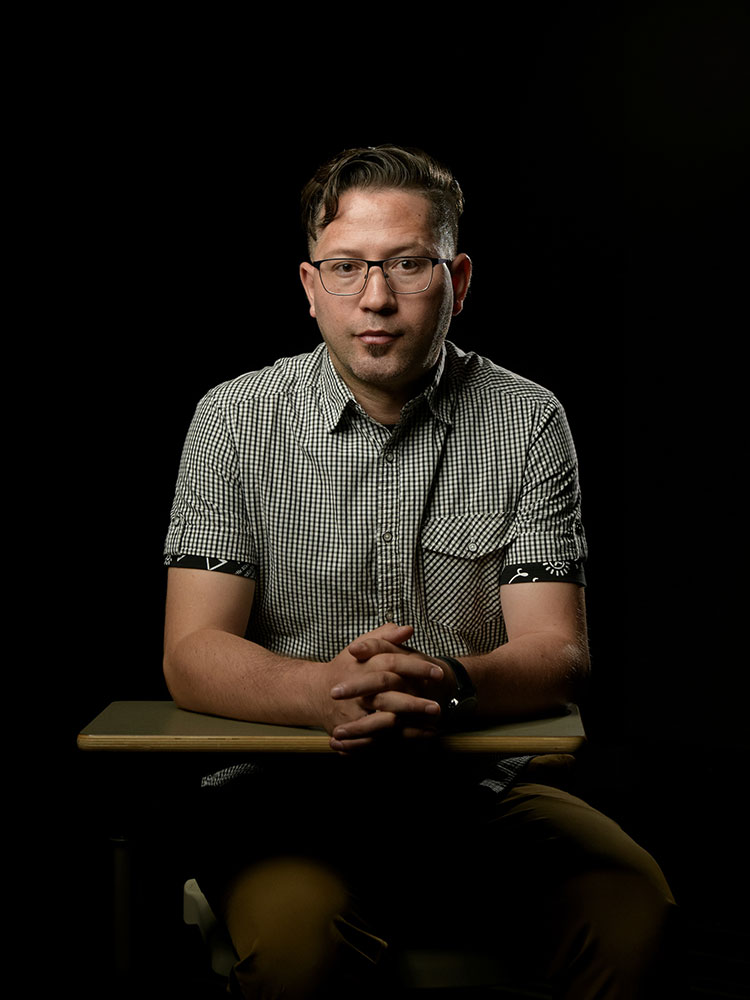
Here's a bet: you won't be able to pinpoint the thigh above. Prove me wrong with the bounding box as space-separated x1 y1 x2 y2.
478 783 678 995
192 762 347 918
378 779 675 947
485 781 674 898
192 757 422 919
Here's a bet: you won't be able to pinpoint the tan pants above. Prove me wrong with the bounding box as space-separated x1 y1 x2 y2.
212 779 677 999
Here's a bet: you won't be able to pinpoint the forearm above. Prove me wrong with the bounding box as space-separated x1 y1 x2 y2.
164 628 327 726
461 630 590 719
321 602 589 748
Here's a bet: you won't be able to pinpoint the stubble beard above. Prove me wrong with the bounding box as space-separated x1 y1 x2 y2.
353 336 443 392
363 343 391 358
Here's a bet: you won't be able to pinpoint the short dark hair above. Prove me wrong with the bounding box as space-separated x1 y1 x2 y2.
301 144 464 256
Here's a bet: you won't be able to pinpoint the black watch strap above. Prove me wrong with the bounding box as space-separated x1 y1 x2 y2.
435 655 478 718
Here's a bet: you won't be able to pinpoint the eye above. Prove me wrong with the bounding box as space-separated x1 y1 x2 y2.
329 259 366 276
389 257 429 274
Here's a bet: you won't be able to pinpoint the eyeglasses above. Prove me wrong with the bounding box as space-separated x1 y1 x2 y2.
311 256 453 296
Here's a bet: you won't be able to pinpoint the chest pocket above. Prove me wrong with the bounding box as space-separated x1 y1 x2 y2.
420 512 514 630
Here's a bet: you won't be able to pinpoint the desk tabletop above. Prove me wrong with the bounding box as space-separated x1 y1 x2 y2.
77 701 586 754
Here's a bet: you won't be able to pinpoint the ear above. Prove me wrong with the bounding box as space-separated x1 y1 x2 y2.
299 262 318 318
450 254 472 317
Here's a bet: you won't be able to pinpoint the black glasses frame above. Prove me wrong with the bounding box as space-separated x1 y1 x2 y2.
311 257 453 296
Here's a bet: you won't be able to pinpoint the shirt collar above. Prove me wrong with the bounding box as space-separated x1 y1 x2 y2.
315 342 455 433
316 348 355 431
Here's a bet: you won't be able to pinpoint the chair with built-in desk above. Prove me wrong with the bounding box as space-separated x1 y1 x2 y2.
78 700 587 995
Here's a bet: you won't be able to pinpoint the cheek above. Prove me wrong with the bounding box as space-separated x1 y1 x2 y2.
313 298 349 337
420 287 454 335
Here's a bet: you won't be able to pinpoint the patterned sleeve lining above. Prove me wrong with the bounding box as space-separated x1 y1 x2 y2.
164 554 257 579
500 559 586 586
165 556 583 585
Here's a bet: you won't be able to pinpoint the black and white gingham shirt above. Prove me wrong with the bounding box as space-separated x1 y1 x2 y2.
164 340 587 793
165 340 586 653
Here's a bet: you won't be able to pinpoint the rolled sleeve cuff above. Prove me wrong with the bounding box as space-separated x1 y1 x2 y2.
164 553 257 579
500 559 586 586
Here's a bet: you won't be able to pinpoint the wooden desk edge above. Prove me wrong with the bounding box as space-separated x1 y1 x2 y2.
77 733 586 754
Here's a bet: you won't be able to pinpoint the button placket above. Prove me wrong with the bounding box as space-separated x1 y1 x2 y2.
377 440 400 624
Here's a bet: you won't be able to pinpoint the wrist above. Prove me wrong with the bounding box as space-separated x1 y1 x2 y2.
307 658 339 731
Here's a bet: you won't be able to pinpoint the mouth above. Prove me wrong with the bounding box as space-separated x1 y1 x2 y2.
356 331 401 345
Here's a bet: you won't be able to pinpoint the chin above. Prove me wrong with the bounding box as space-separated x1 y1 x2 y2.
355 357 429 392
362 343 392 359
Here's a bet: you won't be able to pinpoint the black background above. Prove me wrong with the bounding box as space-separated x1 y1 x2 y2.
40 1 747 993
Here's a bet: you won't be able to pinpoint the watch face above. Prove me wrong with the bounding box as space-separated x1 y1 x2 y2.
448 695 478 713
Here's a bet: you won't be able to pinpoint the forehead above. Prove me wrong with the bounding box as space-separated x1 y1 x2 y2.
314 187 439 257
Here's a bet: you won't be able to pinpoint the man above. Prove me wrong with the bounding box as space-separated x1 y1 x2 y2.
163 145 675 998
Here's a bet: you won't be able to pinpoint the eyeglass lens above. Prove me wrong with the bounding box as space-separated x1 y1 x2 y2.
319 257 436 295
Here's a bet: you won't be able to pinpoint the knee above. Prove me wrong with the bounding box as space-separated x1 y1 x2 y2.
224 857 348 997
547 868 679 998
569 867 675 946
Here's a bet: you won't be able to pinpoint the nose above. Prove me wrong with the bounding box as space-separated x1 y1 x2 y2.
359 264 397 310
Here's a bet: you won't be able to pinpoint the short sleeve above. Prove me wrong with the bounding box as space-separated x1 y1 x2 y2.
163 391 258 571
502 397 587 584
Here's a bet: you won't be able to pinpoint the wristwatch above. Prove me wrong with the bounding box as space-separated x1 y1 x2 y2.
435 655 478 724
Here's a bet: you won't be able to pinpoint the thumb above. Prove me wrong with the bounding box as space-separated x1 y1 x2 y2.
375 621 413 641
348 622 414 657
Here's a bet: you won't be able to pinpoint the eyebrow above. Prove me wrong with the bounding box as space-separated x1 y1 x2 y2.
319 244 436 259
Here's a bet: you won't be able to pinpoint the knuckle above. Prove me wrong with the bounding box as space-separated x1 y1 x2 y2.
370 701 396 725
377 652 397 672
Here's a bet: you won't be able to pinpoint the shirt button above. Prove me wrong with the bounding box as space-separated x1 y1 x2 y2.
382 531 393 543
384 451 395 463
468 542 478 552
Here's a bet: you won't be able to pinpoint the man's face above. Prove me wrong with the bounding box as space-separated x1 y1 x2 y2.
300 188 471 410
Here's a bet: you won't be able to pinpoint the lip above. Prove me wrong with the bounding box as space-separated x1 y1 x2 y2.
356 331 401 345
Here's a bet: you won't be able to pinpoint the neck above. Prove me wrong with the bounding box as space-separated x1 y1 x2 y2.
350 382 408 425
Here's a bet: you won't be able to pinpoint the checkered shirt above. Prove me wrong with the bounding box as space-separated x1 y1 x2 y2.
164 340 587 795
165 340 586 658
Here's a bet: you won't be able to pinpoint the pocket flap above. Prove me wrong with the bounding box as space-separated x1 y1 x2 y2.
421 511 514 560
